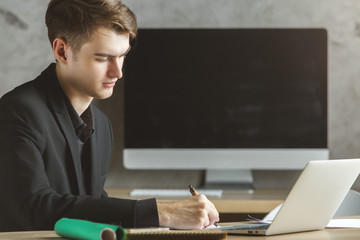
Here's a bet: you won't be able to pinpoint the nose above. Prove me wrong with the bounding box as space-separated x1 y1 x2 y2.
108 58 123 79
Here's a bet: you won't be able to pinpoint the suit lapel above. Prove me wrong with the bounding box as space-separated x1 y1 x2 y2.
52 108 85 195
40 64 85 195
89 130 101 196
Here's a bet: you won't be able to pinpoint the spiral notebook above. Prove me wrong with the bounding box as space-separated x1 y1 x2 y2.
126 229 226 240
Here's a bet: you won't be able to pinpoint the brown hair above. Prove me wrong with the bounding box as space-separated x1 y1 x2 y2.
45 0 137 53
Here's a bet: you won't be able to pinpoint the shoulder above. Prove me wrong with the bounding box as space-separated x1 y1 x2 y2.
0 80 45 113
0 64 57 112
0 64 60 119
0 80 49 150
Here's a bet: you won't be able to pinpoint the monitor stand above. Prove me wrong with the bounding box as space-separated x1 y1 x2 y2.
204 169 254 192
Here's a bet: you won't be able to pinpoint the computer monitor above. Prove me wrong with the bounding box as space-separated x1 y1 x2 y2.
123 28 328 189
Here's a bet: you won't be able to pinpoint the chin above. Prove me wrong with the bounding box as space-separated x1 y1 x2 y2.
96 95 113 100
95 90 114 100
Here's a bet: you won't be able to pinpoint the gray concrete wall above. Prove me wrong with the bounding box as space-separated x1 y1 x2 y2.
2 0 360 190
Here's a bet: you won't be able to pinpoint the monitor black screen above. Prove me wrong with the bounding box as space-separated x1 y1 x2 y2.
124 28 327 149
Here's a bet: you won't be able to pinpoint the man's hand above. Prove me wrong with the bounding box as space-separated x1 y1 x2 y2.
156 194 219 229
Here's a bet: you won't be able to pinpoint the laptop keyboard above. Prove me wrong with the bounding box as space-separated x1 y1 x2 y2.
219 223 270 231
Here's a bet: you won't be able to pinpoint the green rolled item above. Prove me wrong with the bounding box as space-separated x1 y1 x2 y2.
54 218 126 240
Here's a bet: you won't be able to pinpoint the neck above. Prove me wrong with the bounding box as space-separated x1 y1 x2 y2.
70 98 92 116
55 63 93 116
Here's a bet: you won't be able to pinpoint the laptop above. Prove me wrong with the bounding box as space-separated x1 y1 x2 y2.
217 159 360 235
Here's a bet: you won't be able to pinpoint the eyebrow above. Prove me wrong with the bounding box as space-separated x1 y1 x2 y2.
94 46 131 58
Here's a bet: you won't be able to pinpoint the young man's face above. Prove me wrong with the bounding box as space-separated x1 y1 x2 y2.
63 27 130 102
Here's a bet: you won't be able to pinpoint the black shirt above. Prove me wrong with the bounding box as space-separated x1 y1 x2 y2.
64 97 159 227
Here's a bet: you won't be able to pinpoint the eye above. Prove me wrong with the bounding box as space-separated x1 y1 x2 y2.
96 58 109 62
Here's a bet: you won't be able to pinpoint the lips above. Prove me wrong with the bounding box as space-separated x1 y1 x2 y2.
102 80 117 88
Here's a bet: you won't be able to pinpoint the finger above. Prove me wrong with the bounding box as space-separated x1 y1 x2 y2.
194 195 219 226
203 216 210 228
206 201 220 225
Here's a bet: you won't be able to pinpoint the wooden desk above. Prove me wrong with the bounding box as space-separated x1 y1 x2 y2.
1 190 358 239
107 188 287 221
1 227 360 240
106 188 288 214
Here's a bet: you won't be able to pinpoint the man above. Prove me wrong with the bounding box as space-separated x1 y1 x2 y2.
0 0 219 232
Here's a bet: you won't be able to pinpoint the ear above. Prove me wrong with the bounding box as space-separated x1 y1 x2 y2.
53 38 69 64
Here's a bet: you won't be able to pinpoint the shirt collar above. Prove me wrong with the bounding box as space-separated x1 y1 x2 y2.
64 96 84 130
64 96 95 142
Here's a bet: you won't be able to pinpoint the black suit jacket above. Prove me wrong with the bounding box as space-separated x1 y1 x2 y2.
0 64 140 231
